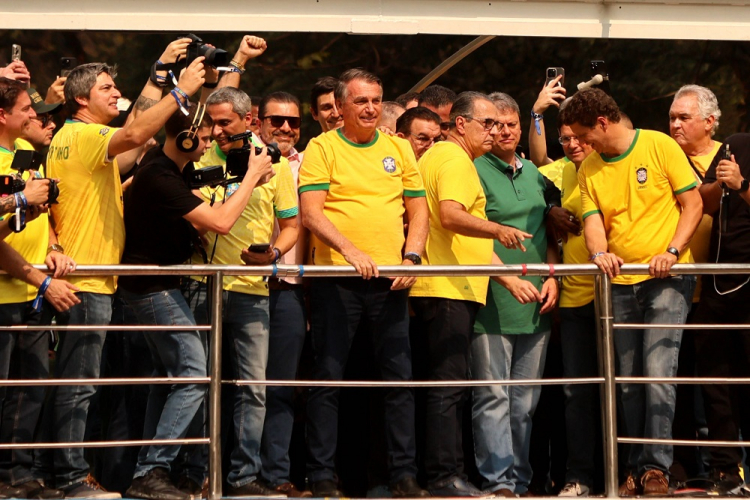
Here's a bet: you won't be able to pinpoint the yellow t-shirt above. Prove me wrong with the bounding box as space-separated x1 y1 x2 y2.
560 161 595 308
538 156 568 191
47 120 123 294
298 129 425 266
0 148 50 304
192 141 298 296
688 141 721 302
409 141 493 305
580 129 697 285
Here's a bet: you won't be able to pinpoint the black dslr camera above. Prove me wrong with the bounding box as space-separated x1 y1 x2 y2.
184 34 230 69
0 150 59 204
226 132 281 178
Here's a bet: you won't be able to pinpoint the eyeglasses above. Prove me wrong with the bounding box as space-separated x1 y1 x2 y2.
440 121 451 131
264 115 301 129
410 134 443 146
558 135 582 146
32 114 53 127
464 116 502 132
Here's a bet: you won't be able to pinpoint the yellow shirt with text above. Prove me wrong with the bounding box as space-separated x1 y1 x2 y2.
410 141 493 305
0 148 49 304
298 129 425 266
192 142 298 296
46 120 123 294
580 129 697 285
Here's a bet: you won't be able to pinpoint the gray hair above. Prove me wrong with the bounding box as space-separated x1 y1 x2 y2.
206 87 253 117
673 84 721 137
487 92 520 117
449 91 491 129
64 62 117 114
335 68 382 103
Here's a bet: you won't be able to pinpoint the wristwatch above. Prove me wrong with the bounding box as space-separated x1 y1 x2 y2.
47 243 64 255
666 247 680 259
740 178 749 193
403 252 422 265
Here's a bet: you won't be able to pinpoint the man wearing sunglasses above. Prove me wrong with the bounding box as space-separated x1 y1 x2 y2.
18 87 61 155
395 106 442 160
417 85 457 141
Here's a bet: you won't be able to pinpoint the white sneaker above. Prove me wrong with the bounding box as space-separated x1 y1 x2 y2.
558 482 589 497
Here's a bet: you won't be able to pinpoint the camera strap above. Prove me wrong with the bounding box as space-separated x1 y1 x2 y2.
150 61 179 88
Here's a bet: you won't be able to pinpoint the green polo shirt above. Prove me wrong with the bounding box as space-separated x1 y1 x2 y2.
473 152 551 335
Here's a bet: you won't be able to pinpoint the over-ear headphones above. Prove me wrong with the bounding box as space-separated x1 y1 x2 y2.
176 102 207 153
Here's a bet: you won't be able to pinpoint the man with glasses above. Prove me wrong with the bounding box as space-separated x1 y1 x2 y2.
188 86 298 498
255 91 312 497
396 106 442 160
417 85 457 140
18 87 61 154
411 91 539 498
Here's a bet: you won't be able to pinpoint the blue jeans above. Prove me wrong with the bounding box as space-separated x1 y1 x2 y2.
560 302 600 487
306 278 416 485
191 284 269 488
470 331 550 494
34 292 112 487
612 275 695 475
261 287 307 487
0 300 48 485
119 288 208 479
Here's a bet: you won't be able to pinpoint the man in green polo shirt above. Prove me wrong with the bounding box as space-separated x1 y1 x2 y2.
471 92 560 497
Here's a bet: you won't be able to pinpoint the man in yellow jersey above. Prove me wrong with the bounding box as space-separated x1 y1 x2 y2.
299 68 428 498
409 91 539 498
560 88 703 497
18 88 62 153
309 77 343 133
667 85 722 488
37 51 206 498
186 84 298 498
0 77 79 500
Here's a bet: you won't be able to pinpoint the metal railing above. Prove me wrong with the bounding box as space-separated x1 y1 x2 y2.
0 263 748 499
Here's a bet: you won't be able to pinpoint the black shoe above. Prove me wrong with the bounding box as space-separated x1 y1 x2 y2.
176 477 207 500
224 481 285 498
391 477 430 498
708 468 744 495
126 468 190 500
310 480 343 498
0 481 25 499
15 480 65 499
429 477 490 498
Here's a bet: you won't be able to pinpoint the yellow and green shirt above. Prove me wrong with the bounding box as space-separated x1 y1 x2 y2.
193 141 298 296
46 120 123 294
560 160 595 308
0 146 49 304
580 129 697 285
298 128 425 266
410 141 493 305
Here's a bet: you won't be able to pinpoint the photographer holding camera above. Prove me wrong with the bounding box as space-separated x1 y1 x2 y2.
33 42 206 498
0 76 79 500
118 96 273 499
185 84 298 498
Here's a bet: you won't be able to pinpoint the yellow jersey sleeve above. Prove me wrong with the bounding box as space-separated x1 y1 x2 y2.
437 156 483 209
395 138 425 197
662 138 699 194
76 123 119 173
298 136 331 192
579 161 600 219
273 159 299 219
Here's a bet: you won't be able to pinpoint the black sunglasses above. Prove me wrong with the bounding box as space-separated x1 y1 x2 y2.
265 115 301 129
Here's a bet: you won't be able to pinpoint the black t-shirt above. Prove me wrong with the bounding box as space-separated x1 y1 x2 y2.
702 133 750 299
119 146 203 294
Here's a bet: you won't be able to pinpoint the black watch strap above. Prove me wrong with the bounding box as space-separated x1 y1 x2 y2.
740 179 750 193
403 252 422 265
666 246 680 259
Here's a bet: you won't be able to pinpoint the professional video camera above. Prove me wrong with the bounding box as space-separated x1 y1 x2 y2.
184 34 230 69
0 150 59 204
186 132 281 189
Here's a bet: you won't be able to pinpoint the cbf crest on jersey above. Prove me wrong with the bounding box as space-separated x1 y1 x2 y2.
636 166 648 185
383 156 397 173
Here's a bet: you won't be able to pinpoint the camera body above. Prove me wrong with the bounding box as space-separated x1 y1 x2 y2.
184 34 229 69
186 164 226 189
1 150 60 204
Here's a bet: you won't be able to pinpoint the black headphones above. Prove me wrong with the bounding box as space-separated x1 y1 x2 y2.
176 102 207 153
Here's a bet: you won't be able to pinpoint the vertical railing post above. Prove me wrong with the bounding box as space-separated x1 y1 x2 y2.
208 271 224 500
598 273 619 497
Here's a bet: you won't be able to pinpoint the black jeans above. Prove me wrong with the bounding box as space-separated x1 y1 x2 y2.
410 297 479 487
0 300 48 485
306 278 416 485
694 289 750 472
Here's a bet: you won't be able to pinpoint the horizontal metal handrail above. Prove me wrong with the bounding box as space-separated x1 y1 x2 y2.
619 437 750 448
0 377 210 387
617 377 750 384
616 323 750 330
0 325 211 331
226 377 605 387
0 438 209 450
